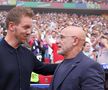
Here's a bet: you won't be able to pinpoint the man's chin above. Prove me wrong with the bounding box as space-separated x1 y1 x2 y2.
20 40 26 44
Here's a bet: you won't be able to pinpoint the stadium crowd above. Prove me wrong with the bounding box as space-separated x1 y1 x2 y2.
0 11 108 63
0 11 108 88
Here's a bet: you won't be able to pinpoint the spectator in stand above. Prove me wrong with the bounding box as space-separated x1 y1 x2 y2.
0 27 3 41
89 28 108 64
83 41 97 60
97 33 108 64
0 6 57 90
28 32 36 48
45 30 64 63
49 25 105 90
31 30 45 62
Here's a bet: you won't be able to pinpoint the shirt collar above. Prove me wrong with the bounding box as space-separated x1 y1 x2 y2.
1 38 21 53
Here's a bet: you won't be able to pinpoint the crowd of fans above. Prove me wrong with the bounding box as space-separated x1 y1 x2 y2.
0 10 108 83
0 11 7 40
29 12 108 64
0 11 108 62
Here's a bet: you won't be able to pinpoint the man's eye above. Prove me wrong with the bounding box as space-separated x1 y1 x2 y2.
23 26 31 29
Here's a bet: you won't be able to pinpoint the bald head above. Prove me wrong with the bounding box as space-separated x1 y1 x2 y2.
57 26 86 59
61 26 86 41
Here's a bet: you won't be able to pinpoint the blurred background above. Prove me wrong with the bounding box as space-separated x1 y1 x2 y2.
0 0 108 90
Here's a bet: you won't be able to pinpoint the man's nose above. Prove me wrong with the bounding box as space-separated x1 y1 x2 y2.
27 29 32 35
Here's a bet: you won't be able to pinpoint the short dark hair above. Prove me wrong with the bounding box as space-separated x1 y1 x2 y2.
6 6 34 28
83 41 89 47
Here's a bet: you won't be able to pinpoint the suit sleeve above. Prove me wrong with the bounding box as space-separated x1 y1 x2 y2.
81 62 105 90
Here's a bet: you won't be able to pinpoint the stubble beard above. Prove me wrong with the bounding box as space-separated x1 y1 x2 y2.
57 50 65 56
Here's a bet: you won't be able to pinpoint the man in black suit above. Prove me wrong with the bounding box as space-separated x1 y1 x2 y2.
49 26 105 90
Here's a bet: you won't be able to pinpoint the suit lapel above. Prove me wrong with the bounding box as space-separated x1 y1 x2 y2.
53 60 78 90
54 52 84 90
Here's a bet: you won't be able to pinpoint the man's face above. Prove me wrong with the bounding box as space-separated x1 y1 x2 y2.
84 43 90 52
90 36 96 43
57 26 85 57
57 32 74 56
14 16 32 44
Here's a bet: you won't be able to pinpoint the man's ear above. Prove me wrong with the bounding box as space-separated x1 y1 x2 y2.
8 22 16 32
73 37 79 45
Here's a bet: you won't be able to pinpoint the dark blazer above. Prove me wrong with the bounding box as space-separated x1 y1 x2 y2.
49 52 105 90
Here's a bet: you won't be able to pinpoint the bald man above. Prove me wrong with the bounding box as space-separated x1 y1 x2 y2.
49 26 105 90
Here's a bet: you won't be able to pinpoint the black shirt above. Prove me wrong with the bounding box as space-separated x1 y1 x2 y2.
0 38 57 90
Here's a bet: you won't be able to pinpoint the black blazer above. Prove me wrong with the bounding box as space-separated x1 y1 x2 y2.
49 52 105 90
